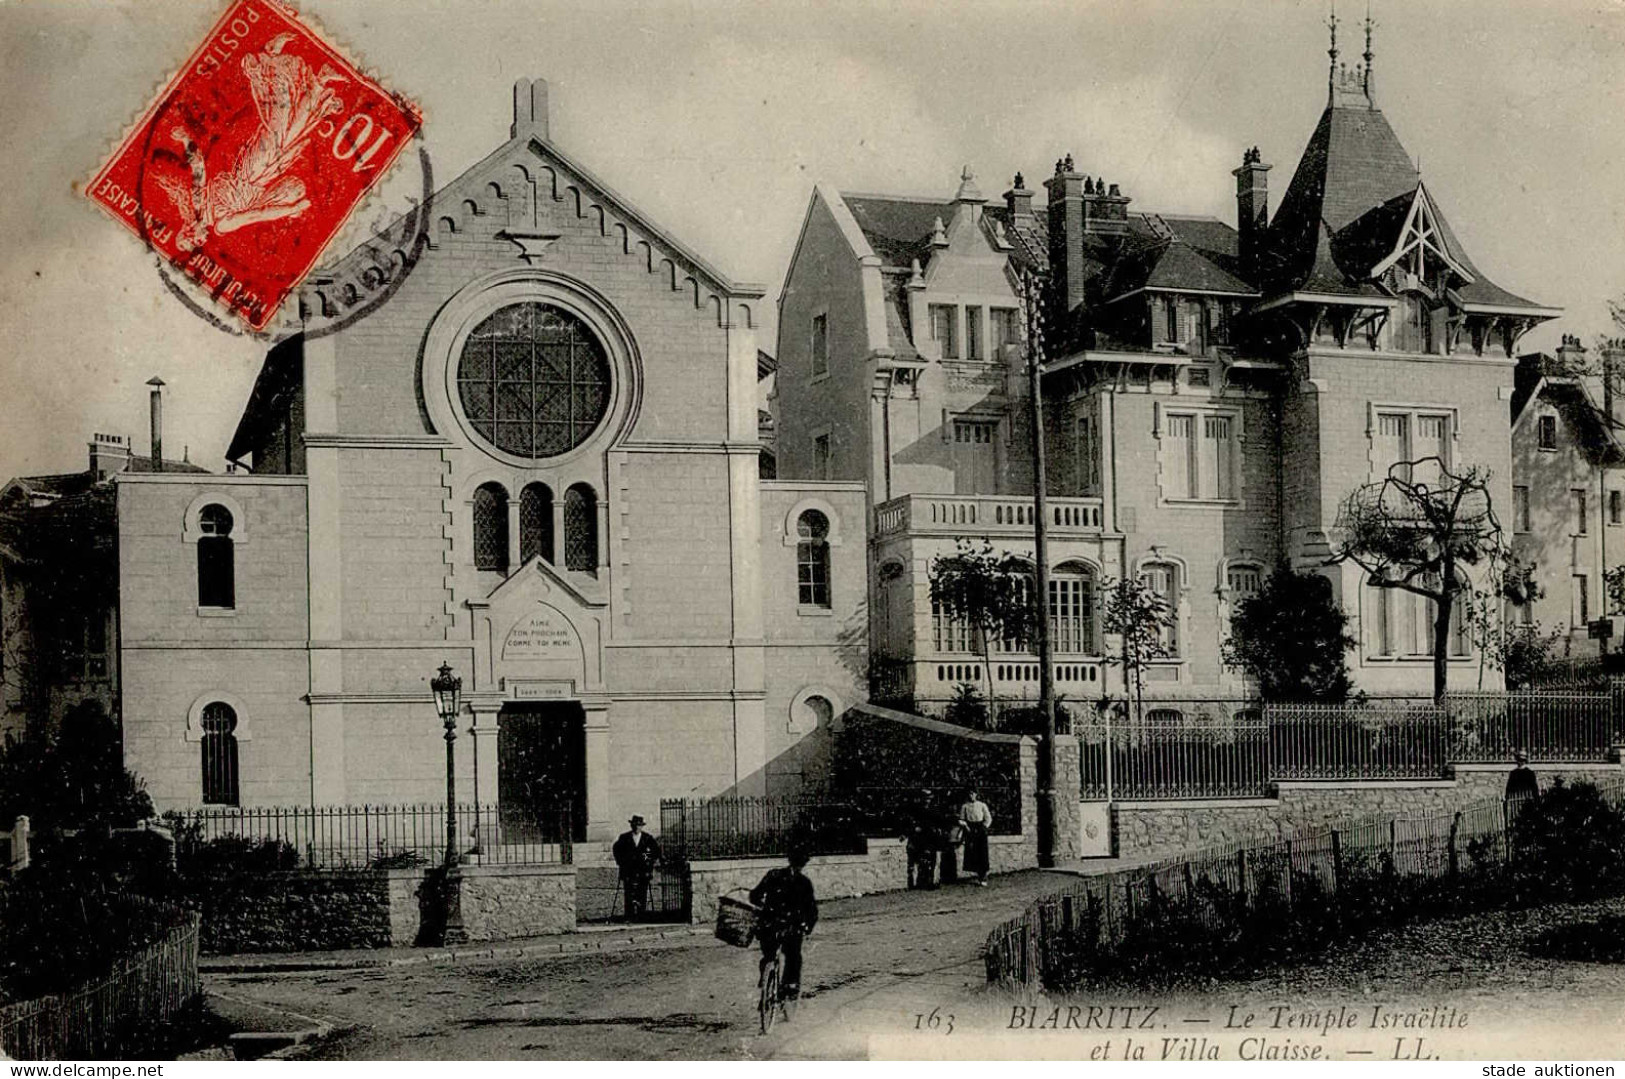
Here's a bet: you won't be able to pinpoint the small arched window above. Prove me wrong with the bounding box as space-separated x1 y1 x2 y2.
1146 708 1184 726
200 701 240 806
1139 560 1180 656
796 510 831 608
197 504 235 609
564 483 598 574
472 483 510 572
520 483 554 565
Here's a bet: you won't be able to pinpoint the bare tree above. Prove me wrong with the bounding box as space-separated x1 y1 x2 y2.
1332 457 1505 701
1100 575 1174 722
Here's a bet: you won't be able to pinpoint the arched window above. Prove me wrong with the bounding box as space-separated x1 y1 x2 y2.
1139 560 1180 656
200 701 239 806
196 504 235 609
1051 562 1096 655
520 483 554 565
1146 708 1184 726
472 483 510 572
796 510 831 608
564 483 598 574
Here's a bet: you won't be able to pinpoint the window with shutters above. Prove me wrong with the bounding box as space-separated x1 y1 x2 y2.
564 483 598 574
1075 414 1101 495
1226 564 1263 600
1373 407 1453 480
796 510 831 608
1513 486 1531 533
1572 574 1590 628
1158 296 1180 344
1140 561 1179 656
1573 489 1588 535
812 434 831 480
990 308 1019 354
520 483 554 564
1368 584 1470 659
1160 407 1239 503
993 575 1033 653
472 482 510 572
197 503 236 609
929 304 958 359
965 306 983 360
200 702 240 806
1538 414 1558 451
1612 490 1623 526
931 595 973 653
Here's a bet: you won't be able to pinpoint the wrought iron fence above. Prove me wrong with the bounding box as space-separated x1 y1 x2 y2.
171 802 572 869
986 777 1625 988
1265 701 1448 780
1443 691 1617 762
0 901 200 1060
658 796 867 863
1077 720 1270 800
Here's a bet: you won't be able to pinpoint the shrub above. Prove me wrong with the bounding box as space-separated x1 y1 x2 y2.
942 682 989 730
1508 780 1625 902
176 834 301 877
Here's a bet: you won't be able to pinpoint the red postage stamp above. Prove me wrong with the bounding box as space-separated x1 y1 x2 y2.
87 0 421 331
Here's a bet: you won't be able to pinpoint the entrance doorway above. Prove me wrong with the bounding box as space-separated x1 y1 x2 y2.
497 701 587 843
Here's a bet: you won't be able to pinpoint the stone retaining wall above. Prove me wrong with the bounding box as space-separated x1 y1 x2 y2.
686 837 907 925
1108 763 1625 861
188 869 394 955
457 864 577 941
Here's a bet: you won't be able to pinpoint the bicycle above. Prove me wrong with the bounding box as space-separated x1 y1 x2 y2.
758 940 785 1034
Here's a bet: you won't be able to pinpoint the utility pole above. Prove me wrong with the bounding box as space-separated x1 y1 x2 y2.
1020 266 1058 868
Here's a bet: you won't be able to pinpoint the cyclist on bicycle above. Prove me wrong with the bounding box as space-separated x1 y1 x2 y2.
749 844 819 1005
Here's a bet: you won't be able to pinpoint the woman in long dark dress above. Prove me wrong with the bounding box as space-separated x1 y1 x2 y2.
958 789 993 885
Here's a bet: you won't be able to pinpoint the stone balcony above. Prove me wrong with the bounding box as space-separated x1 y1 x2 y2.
873 493 1105 538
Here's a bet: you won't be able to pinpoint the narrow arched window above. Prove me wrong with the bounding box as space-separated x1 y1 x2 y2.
1050 562 1097 655
520 483 554 565
564 483 598 574
200 702 239 806
796 510 831 608
197 504 235 609
473 483 510 572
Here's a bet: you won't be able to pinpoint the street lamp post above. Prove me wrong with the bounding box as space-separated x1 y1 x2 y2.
430 661 468 944
1019 267 1060 869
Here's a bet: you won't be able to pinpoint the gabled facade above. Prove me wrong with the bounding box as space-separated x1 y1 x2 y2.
776 27 1582 713
49 79 864 829
1510 337 1625 654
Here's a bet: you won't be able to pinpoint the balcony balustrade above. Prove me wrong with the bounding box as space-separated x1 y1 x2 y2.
874 493 1105 538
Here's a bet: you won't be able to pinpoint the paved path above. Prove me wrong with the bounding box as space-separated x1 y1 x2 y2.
206 871 1077 1060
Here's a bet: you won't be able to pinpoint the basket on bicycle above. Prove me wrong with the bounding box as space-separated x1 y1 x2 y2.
715 890 758 948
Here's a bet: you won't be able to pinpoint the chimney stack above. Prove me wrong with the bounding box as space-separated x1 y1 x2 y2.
1003 173 1034 221
1045 155 1088 316
147 376 165 472
87 433 131 480
511 78 551 141
1602 338 1625 431
1232 146 1272 282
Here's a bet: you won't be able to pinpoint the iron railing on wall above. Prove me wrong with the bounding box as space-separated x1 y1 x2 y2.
658 796 867 863
1072 691 1620 801
1077 721 1271 800
986 777 1625 988
173 802 572 869
0 902 200 1060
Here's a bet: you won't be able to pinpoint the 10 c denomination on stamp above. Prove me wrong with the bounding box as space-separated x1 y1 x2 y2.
86 0 421 330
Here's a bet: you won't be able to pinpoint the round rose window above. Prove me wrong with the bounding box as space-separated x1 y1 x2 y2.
456 302 612 458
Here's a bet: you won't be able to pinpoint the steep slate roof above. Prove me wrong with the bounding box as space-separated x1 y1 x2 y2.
840 195 953 268
1264 104 1548 310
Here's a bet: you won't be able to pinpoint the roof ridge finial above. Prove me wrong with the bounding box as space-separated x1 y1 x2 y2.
1362 0 1377 106
1327 1 1340 105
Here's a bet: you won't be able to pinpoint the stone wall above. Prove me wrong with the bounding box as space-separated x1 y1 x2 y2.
457 864 577 941
188 869 393 955
1110 762 1625 861
686 837 907 925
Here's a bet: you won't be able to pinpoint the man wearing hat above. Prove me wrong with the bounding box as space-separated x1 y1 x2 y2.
613 814 662 921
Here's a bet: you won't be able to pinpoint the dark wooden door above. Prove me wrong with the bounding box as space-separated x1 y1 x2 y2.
497 702 587 842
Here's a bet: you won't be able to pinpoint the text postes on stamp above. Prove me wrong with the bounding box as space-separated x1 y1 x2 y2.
86 0 422 331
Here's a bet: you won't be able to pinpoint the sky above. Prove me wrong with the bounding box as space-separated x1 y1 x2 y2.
3 0 1625 479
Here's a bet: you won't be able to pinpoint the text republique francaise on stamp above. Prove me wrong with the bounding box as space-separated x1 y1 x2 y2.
86 0 420 330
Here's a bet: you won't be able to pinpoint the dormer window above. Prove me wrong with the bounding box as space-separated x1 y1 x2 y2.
929 305 958 359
